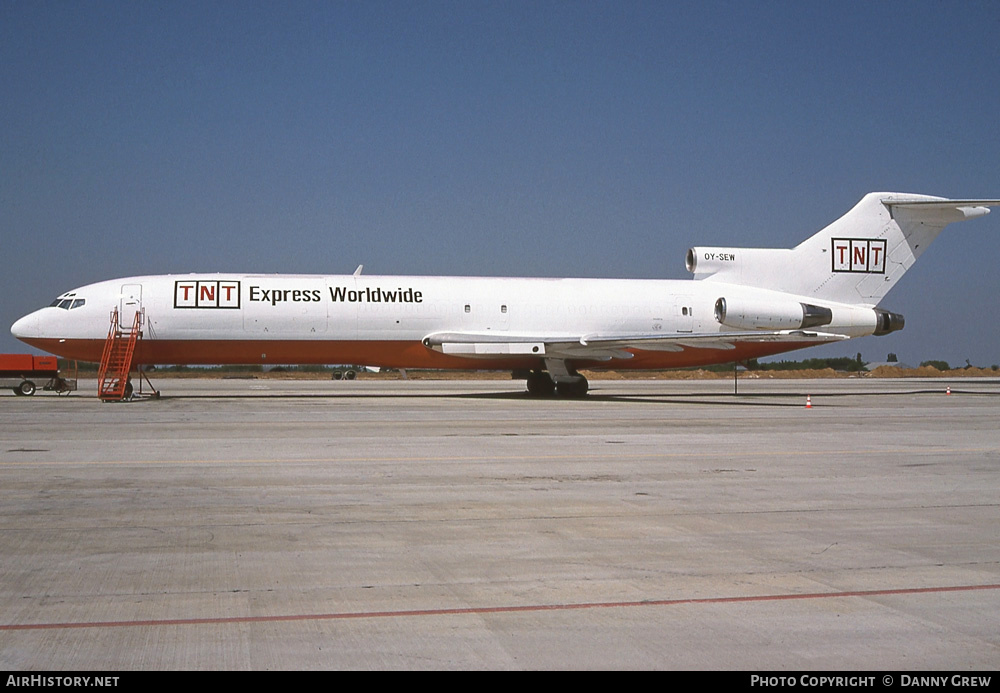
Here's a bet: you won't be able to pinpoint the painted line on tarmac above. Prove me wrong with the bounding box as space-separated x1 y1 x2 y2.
3 583 998 632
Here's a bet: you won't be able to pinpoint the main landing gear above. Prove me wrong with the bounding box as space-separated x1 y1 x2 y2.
526 370 555 396
522 369 589 398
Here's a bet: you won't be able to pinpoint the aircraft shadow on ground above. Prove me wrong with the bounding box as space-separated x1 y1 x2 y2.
134 385 1000 406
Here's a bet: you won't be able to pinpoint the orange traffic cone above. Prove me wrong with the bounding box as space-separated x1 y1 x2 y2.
946 386 951 395
805 395 812 409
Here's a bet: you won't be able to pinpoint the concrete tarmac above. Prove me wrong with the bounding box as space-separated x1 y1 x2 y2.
1 377 998 670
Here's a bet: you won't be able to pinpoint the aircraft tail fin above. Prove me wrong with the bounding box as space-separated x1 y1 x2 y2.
687 193 999 305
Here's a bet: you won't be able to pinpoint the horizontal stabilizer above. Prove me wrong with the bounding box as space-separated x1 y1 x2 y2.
883 198 1000 210
884 198 1000 223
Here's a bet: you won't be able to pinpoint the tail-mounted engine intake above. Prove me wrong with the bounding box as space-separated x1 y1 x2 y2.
873 308 905 335
715 297 833 331
687 248 742 274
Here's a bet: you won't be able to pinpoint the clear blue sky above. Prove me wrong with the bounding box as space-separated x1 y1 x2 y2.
2 1 998 367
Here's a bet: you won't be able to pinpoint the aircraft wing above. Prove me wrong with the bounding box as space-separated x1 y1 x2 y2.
422 329 849 361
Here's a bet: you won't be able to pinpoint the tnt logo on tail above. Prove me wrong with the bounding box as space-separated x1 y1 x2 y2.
832 238 886 274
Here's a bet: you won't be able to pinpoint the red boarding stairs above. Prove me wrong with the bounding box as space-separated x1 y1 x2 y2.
97 308 142 401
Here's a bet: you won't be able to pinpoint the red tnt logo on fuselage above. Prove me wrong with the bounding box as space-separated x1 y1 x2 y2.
174 280 241 309
831 239 887 274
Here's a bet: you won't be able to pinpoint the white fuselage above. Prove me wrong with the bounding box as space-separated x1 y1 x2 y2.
11 273 873 370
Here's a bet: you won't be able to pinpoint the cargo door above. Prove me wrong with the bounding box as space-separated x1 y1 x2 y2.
243 279 328 334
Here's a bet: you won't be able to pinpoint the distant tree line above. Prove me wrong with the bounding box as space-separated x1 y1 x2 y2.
703 358 999 372
700 357 867 373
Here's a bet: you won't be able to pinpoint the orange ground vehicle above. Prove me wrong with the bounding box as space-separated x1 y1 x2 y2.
0 354 77 396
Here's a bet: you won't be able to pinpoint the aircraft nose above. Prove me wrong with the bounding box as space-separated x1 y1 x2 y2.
11 312 41 341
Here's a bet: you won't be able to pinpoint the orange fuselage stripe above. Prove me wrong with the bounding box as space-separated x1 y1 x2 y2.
21 337 819 370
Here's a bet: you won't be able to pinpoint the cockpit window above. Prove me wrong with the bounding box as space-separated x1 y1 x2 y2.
49 294 85 310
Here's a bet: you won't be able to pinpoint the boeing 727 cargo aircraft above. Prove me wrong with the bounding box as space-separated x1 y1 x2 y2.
11 192 998 396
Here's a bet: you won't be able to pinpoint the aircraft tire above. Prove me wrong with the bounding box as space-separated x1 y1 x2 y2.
556 377 588 398
16 381 36 396
526 370 555 396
